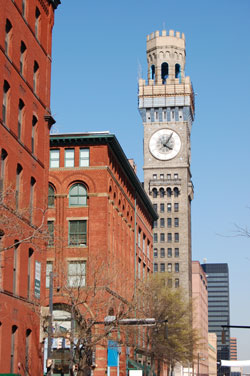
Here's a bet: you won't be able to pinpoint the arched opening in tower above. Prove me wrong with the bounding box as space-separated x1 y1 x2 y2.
161 63 169 84
150 65 155 81
175 64 181 82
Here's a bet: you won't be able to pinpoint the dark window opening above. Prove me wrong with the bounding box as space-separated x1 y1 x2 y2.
5 19 12 55
18 99 25 140
20 41 26 75
161 62 169 84
175 64 181 82
3 80 10 125
150 65 155 81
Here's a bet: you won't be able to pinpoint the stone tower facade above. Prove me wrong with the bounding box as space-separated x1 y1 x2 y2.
138 29 195 296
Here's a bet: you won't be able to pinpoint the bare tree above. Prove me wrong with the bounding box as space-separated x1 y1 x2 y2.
41 255 135 376
126 273 199 376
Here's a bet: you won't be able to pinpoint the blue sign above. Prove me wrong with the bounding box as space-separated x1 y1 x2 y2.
107 340 119 367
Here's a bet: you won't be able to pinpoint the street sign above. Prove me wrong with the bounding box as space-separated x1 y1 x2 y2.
35 261 41 299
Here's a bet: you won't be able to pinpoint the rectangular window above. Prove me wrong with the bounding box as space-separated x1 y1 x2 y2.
167 263 172 273
68 261 86 287
143 235 146 253
167 233 172 242
138 258 141 279
138 228 141 248
47 221 54 246
153 174 157 179
46 261 53 288
153 204 157 213
174 233 179 242
65 149 75 167
174 173 178 179
167 203 171 213
153 233 158 243
160 248 165 258
175 263 179 273
80 148 89 167
174 218 179 227
69 220 87 246
160 218 165 228
147 241 150 257
160 263 165 273
153 220 157 228
168 248 172 257
160 233 165 242
167 218 172 228
50 149 60 168
154 248 158 258
160 203 164 213
174 248 179 257
175 278 179 288
154 263 158 272
160 174 164 179
174 203 179 212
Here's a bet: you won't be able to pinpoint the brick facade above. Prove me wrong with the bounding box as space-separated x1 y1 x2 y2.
0 0 59 373
46 132 157 375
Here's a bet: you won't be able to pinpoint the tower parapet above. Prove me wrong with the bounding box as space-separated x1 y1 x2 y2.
146 29 186 85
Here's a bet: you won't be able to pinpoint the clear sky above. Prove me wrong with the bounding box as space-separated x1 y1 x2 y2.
51 0 250 362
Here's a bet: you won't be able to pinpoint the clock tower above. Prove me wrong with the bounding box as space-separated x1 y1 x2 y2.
138 30 195 296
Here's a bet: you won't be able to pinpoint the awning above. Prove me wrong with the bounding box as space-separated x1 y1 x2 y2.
221 360 250 367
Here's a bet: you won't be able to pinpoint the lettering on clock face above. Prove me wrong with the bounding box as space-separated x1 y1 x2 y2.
149 129 181 161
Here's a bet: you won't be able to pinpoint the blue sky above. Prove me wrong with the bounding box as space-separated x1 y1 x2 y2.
51 0 250 361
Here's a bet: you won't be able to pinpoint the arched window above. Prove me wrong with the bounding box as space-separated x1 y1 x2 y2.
3 80 10 125
159 188 164 198
31 115 38 154
48 184 55 207
0 149 8 194
25 329 32 372
10 325 18 373
33 61 39 94
35 7 41 39
175 64 181 82
173 187 180 197
16 164 23 209
5 19 12 56
18 99 25 140
69 183 87 207
150 65 155 80
161 62 169 84
166 187 172 197
152 188 157 198
20 41 26 75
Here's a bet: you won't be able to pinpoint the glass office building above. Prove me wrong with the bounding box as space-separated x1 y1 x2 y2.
201 263 230 376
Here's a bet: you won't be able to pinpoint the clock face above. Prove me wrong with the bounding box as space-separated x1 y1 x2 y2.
149 129 181 160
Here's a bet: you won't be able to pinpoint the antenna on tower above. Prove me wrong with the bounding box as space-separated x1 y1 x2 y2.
137 59 143 80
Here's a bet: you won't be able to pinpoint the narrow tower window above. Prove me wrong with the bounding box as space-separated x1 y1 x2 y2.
48 184 55 207
25 329 32 373
150 65 155 81
10 325 18 372
27 248 33 299
175 64 181 82
161 62 169 84
13 241 19 294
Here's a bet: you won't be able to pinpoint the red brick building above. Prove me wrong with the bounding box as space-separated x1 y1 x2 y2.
0 0 60 374
47 132 157 375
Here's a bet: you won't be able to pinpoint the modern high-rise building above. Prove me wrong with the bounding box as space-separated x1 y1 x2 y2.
138 29 195 295
0 0 60 373
201 263 230 376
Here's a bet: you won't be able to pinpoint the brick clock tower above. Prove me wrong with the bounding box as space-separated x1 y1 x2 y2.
138 30 195 296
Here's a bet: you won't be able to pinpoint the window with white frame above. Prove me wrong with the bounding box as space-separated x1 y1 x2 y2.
65 149 75 167
50 149 60 168
79 148 89 167
68 220 87 246
68 261 86 287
